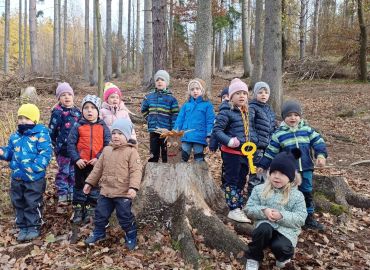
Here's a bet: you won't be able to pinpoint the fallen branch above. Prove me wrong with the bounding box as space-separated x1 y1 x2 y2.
350 160 370 166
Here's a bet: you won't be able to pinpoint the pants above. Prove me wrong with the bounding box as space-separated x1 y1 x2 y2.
181 142 205 162
93 196 136 236
55 154 75 196
246 223 294 262
10 178 46 229
298 170 314 214
247 149 266 197
222 152 249 210
148 132 167 163
73 164 99 207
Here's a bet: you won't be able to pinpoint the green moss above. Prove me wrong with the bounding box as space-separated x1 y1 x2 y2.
171 239 181 251
329 204 348 216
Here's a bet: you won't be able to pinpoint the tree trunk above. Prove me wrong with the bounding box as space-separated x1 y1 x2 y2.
299 0 307 60
18 0 23 71
136 0 141 73
251 0 264 87
84 0 90 81
132 0 136 71
143 0 153 87
92 0 98 85
63 0 67 74
212 31 216 76
152 0 167 73
4 0 10 74
194 0 213 96
357 0 367 82
127 0 132 71
23 0 28 72
29 0 38 73
58 0 62 67
53 0 60 77
242 0 253 77
106 0 112 80
167 0 174 69
218 29 224 72
312 0 320 57
116 0 123 78
134 162 248 267
95 0 104 96
262 0 283 114
281 0 287 67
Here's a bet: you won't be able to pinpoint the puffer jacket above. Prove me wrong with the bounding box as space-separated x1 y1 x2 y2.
209 101 230 151
0 124 52 182
100 101 137 140
85 142 142 198
174 96 215 145
246 183 307 247
249 99 276 149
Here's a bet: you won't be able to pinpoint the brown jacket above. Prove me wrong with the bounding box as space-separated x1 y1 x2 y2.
85 142 142 198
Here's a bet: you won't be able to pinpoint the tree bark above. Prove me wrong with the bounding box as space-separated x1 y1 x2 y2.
136 0 141 73
152 0 167 73
29 0 38 73
4 0 10 74
106 0 112 80
23 0 27 72
53 0 60 77
84 0 90 81
143 0 153 86
92 0 98 85
167 0 174 69
242 0 253 77
357 0 367 82
116 0 123 78
18 0 23 71
132 0 136 70
63 0 67 74
194 0 213 96
95 0 104 96
251 0 264 87
299 0 307 60
218 29 224 72
127 0 132 71
312 0 320 57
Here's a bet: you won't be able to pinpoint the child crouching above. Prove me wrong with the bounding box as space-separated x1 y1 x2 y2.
83 119 142 250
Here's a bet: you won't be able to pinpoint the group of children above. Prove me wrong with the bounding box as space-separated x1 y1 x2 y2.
0 69 328 268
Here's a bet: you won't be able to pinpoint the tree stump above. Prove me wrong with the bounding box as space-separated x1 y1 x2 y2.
133 162 248 268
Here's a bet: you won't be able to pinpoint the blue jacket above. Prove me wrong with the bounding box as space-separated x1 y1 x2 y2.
174 96 215 146
49 104 81 156
209 101 230 151
0 124 52 182
213 105 250 150
249 99 276 149
259 120 328 171
141 88 179 132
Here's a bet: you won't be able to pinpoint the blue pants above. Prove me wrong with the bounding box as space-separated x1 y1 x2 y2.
55 154 75 196
298 170 314 214
181 142 205 162
73 187 100 207
93 196 136 236
10 178 46 229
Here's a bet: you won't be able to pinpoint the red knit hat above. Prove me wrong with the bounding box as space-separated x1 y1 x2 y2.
103 82 122 102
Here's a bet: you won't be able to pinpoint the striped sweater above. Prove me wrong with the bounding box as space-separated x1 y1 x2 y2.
259 120 327 171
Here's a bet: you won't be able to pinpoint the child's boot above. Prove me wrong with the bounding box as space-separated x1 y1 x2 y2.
85 230 106 245
72 204 84 224
124 227 137 250
245 259 259 270
24 227 40 241
17 228 28 242
304 213 325 231
84 205 95 224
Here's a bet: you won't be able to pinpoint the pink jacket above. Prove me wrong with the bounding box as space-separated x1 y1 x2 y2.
100 101 137 140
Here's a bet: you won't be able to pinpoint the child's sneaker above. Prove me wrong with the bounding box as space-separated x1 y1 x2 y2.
276 259 291 268
124 229 137 250
17 228 28 242
84 205 95 224
72 204 84 224
85 232 106 245
245 259 259 270
24 227 40 241
227 208 251 223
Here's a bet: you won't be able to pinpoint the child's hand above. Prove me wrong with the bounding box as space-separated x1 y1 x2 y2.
127 188 137 199
316 157 326 167
76 159 87 169
0 149 3 156
227 137 240 148
263 208 275 221
88 158 98 166
271 209 283 221
83 184 92 194
256 167 264 174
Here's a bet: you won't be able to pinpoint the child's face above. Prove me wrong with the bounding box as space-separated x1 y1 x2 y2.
284 112 301 127
231 91 248 107
18 116 34 125
270 171 290 189
155 78 167 90
59 92 74 108
107 93 120 106
111 130 127 145
221 94 229 102
190 86 202 99
256 88 270 104
82 103 99 122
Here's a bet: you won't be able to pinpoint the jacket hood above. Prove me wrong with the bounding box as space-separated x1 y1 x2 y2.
20 123 49 135
109 141 138 150
280 119 305 130
219 100 231 111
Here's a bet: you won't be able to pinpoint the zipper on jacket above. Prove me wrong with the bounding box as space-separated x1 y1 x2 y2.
293 131 303 171
90 124 93 160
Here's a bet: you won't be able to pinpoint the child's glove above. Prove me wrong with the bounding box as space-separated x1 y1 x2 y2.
227 137 240 148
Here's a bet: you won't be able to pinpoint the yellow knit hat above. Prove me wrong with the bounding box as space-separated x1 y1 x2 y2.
18 104 40 123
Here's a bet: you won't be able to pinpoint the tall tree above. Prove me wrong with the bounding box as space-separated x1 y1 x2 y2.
92 0 98 85
312 0 320 57
194 0 213 94
357 0 367 82
132 0 136 70
23 0 28 71
53 0 60 77
29 0 38 73
299 0 307 60
152 0 167 72
84 0 90 81
262 0 282 113
127 0 132 70
116 0 123 78
95 0 104 96
143 0 153 86
168 0 174 69
63 0 67 73
251 0 264 86
136 0 141 73
106 0 112 80
18 0 23 70
217 0 224 72
4 0 10 74
241 0 253 77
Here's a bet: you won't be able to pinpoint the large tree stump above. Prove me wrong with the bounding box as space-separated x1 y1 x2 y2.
133 162 248 268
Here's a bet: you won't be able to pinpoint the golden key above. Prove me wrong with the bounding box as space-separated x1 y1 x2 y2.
241 142 257 174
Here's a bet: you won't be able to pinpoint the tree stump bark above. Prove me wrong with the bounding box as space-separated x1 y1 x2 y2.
133 162 248 268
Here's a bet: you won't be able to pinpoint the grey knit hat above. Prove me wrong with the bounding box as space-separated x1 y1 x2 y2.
111 118 133 140
81 94 102 111
154 70 170 86
281 100 302 119
253 82 270 96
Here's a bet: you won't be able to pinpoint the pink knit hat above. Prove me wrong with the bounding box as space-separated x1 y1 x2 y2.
56 82 74 100
103 82 122 102
228 78 248 98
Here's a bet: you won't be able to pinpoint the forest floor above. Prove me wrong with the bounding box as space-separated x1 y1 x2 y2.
0 68 370 270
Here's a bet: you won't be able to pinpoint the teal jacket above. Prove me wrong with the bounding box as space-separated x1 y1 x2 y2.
245 183 307 247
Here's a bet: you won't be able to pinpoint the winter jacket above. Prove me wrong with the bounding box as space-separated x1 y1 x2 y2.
67 118 111 163
259 120 327 171
0 124 52 182
209 101 231 151
174 96 215 145
85 142 142 198
100 101 137 140
249 99 276 149
49 104 81 156
141 88 179 132
246 183 307 247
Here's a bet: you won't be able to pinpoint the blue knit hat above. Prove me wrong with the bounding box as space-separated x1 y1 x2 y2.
281 100 302 119
111 119 133 140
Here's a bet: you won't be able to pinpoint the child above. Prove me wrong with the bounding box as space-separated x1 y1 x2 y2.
174 78 215 162
49 82 81 204
0 104 52 241
100 82 137 140
141 70 179 163
83 118 142 250
247 82 276 197
67 95 111 224
244 150 307 270
258 100 327 230
213 78 252 223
